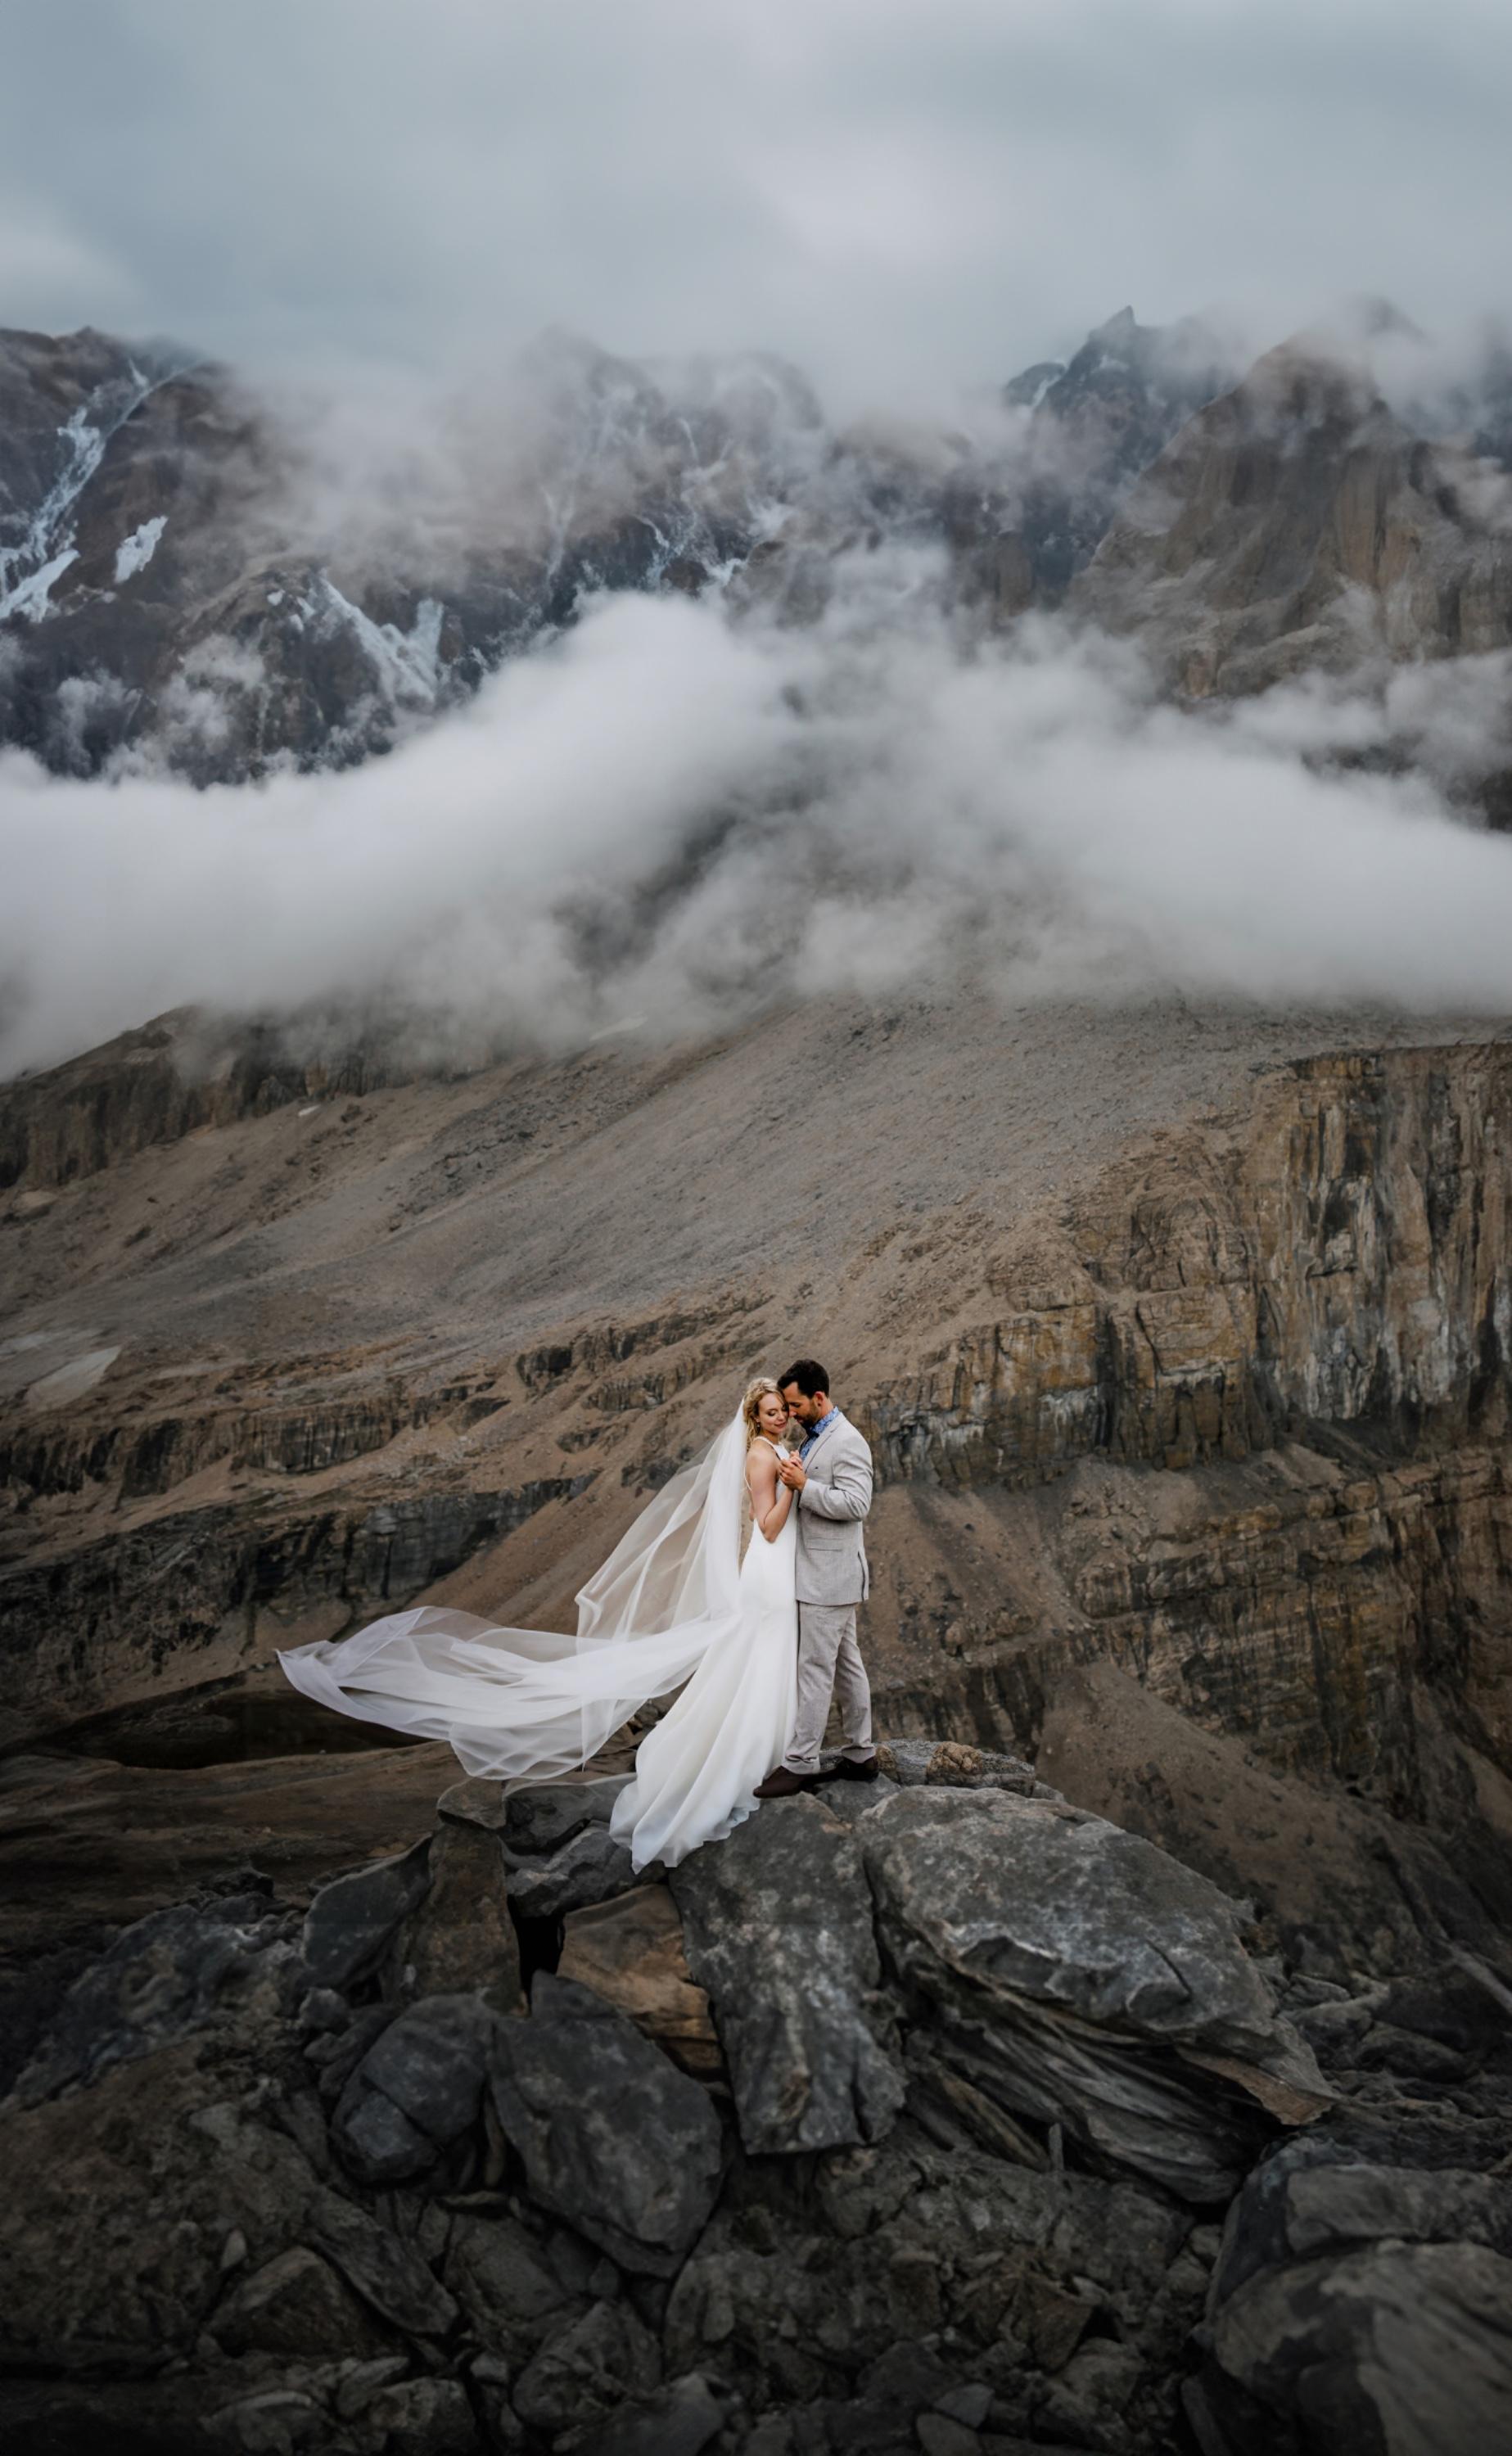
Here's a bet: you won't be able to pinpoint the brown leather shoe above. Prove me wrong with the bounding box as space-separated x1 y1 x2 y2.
753 1766 822 1799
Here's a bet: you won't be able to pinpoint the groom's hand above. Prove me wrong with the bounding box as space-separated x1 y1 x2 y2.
776 1455 806 1489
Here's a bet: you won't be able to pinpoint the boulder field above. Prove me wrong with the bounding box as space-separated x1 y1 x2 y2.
2 1740 1508 2456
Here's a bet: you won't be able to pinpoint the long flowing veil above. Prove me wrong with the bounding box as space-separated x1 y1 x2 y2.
277 1411 749 1783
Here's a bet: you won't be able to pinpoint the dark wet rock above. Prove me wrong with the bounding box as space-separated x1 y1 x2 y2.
570 2369 724 2456
210 2243 387 2359
331 1993 499 2185
860 1787 1328 2201
1354 2021 1474 2081
511 2296 661 2431
487 1974 724 2275
333 2354 412 2418
304 2186 458 2336
670 1791 905 2154
442 2206 575 2356
505 1819 642 1919
305 2000 395 2106
203 2384 329 2452
1034 2340 1148 2451
666 2124 1195 2435
300 1840 432 1992
398 1817 525 2014
497 1772 634 1856
355 2374 481 2453
0 2038 320 2368
7 1895 291 2106
1194 2137 1512 2454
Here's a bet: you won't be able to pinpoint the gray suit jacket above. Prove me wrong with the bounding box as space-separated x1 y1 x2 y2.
793 1411 873 1605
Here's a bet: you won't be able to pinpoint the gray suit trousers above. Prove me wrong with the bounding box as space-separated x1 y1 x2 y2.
783 1603 873 1774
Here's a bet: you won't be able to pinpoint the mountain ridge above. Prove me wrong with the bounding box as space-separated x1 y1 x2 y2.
7 303 1510 784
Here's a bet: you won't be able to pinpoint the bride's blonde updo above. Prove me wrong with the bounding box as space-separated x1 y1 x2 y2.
742 1375 783 1447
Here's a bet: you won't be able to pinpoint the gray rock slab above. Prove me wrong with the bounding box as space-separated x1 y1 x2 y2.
359 2374 481 2453
512 2296 661 2431
488 1975 724 2277
506 1821 643 1919
670 1791 905 2155
332 1994 499 2186
571 2372 726 2456
211 2243 386 2359
444 2210 574 2357
499 1774 634 1858
1211 2137 1512 2309
1211 2237 1512 2456
877 1737 1043 1794
860 1786 1328 2202
305 2187 458 2336
400 1817 525 2014
301 1840 432 1992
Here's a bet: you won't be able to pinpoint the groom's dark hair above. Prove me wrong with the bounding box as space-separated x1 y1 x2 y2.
780 1358 829 1399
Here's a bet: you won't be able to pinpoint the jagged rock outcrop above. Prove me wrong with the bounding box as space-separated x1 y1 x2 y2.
860 1786 1329 2201
0 304 1257 783
0 1007 406 1192
0 325 800 779
1 1767 1506 2454
1075 336 1512 698
1004 305 1241 598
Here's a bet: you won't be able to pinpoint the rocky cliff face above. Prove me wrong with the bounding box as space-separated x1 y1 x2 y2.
0 327 807 777
1075 338 1512 699
9 305 1512 786
0 305 1334 779
2 1025 1509 1983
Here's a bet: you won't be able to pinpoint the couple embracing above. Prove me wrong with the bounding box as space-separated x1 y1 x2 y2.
279 1360 878 1869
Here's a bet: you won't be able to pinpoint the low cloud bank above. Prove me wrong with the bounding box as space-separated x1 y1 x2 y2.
4 566 1512 1079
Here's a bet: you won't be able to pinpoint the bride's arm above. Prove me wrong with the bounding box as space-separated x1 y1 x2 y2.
746 1447 795 1542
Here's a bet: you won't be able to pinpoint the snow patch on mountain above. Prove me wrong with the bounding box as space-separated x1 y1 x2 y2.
114 516 167 585
0 544 79 623
319 579 446 707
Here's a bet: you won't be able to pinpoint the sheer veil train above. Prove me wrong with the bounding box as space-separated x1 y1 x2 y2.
278 1410 761 1861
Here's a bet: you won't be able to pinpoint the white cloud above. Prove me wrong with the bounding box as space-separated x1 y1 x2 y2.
3 576 1512 1078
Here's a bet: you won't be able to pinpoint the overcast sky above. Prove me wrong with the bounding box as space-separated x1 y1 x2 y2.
4 0 1511 412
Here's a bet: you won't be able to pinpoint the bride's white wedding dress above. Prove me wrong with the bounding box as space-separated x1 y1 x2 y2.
277 1413 797 1870
612 1438 797 1867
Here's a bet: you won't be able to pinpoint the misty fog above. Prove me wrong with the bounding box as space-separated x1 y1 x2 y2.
5 556 1512 1081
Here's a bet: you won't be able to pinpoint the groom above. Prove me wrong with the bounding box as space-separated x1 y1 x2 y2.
753 1359 879 1798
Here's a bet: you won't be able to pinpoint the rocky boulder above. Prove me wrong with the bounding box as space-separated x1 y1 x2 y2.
7 1891 294 2106
859 1786 1329 2201
1194 2135 1512 2454
488 1975 724 2275
330 1993 501 2186
300 1840 433 1993
670 1790 906 2155
396 1817 525 2013
558 1881 724 2076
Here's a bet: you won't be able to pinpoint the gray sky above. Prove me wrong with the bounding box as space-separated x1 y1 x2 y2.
4 0 1512 412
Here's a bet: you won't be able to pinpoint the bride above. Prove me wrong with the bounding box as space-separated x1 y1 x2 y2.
278 1376 799 1870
